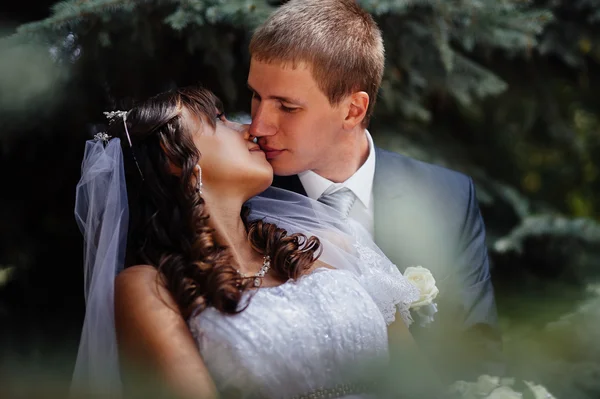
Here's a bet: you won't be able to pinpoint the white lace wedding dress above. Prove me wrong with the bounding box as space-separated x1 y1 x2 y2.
73 144 419 399
188 244 419 399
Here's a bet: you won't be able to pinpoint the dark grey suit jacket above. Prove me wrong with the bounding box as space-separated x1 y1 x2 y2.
272 147 504 381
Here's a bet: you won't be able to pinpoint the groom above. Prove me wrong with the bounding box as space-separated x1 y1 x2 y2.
247 0 504 382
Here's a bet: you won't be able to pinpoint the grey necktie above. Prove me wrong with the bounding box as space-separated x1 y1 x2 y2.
318 188 357 219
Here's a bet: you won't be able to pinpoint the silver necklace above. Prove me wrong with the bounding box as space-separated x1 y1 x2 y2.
236 255 271 287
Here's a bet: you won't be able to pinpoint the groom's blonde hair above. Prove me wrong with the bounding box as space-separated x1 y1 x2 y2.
249 0 384 126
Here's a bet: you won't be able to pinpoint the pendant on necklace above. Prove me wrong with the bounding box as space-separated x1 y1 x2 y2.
236 255 271 288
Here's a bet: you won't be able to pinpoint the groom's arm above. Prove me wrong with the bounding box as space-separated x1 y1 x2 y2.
450 177 505 379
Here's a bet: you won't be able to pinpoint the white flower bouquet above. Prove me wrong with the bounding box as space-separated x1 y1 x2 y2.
449 375 557 399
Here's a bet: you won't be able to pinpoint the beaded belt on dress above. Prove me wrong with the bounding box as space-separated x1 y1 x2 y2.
291 382 372 399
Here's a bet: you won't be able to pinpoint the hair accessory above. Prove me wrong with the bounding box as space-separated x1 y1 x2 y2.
103 109 144 181
93 132 111 144
103 110 128 121
103 110 133 148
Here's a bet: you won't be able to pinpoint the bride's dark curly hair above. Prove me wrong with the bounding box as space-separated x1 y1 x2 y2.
106 86 321 317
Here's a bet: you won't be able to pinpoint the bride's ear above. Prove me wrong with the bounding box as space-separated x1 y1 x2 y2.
342 91 369 130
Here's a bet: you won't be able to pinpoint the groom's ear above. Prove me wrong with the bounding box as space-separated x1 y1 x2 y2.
342 91 369 130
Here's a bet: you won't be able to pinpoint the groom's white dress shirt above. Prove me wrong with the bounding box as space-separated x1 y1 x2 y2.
298 130 376 237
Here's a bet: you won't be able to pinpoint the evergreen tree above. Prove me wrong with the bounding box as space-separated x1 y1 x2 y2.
8 0 552 120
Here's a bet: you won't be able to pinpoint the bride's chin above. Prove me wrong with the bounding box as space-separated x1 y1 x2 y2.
245 173 274 200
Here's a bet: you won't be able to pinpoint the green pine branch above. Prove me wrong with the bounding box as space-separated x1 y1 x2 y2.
17 0 169 36
15 0 271 39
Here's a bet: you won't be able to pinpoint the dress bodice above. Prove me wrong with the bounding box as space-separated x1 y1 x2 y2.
188 267 413 399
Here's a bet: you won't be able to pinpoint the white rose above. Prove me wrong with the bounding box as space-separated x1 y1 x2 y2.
448 381 480 399
486 386 523 399
404 266 439 308
524 381 556 399
474 375 501 395
448 376 520 399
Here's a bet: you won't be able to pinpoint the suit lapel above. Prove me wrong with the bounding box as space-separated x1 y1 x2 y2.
373 148 400 255
373 147 415 272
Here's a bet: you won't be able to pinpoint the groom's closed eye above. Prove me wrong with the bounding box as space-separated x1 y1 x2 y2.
252 93 299 113
279 103 299 113
247 84 302 113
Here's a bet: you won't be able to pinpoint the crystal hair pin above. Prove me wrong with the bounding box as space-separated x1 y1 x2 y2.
94 132 111 143
103 110 128 121
102 108 145 181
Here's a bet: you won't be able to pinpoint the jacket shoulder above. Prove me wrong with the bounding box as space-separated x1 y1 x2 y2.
375 147 472 191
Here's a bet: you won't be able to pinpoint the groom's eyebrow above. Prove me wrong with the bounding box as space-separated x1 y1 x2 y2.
247 83 305 107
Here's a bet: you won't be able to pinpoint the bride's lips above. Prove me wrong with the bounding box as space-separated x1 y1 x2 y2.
260 145 284 160
249 145 265 155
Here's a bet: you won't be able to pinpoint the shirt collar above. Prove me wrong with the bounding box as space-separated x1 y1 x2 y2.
298 130 376 208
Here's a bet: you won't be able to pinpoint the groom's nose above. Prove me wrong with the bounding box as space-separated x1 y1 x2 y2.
249 104 277 137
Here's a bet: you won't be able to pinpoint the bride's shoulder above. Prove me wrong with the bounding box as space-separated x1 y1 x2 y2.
114 265 183 329
115 265 170 306
116 264 160 288
309 259 336 273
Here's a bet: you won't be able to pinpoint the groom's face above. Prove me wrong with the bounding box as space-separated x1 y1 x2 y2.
248 58 347 176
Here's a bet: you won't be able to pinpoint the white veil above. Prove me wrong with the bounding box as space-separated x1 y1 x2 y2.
72 138 127 397
246 187 419 327
71 137 419 397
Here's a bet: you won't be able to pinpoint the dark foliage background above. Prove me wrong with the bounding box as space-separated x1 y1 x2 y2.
1 1 599 397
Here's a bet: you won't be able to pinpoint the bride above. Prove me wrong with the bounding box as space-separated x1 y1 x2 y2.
72 86 440 399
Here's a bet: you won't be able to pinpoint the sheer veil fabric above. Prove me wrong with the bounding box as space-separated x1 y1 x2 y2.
245 188 419 327
72 138 127 396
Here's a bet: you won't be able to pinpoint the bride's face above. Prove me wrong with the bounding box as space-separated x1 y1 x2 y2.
187 108 273 200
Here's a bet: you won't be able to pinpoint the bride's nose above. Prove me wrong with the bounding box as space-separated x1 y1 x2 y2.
224 119 256 143
240 124 253 141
